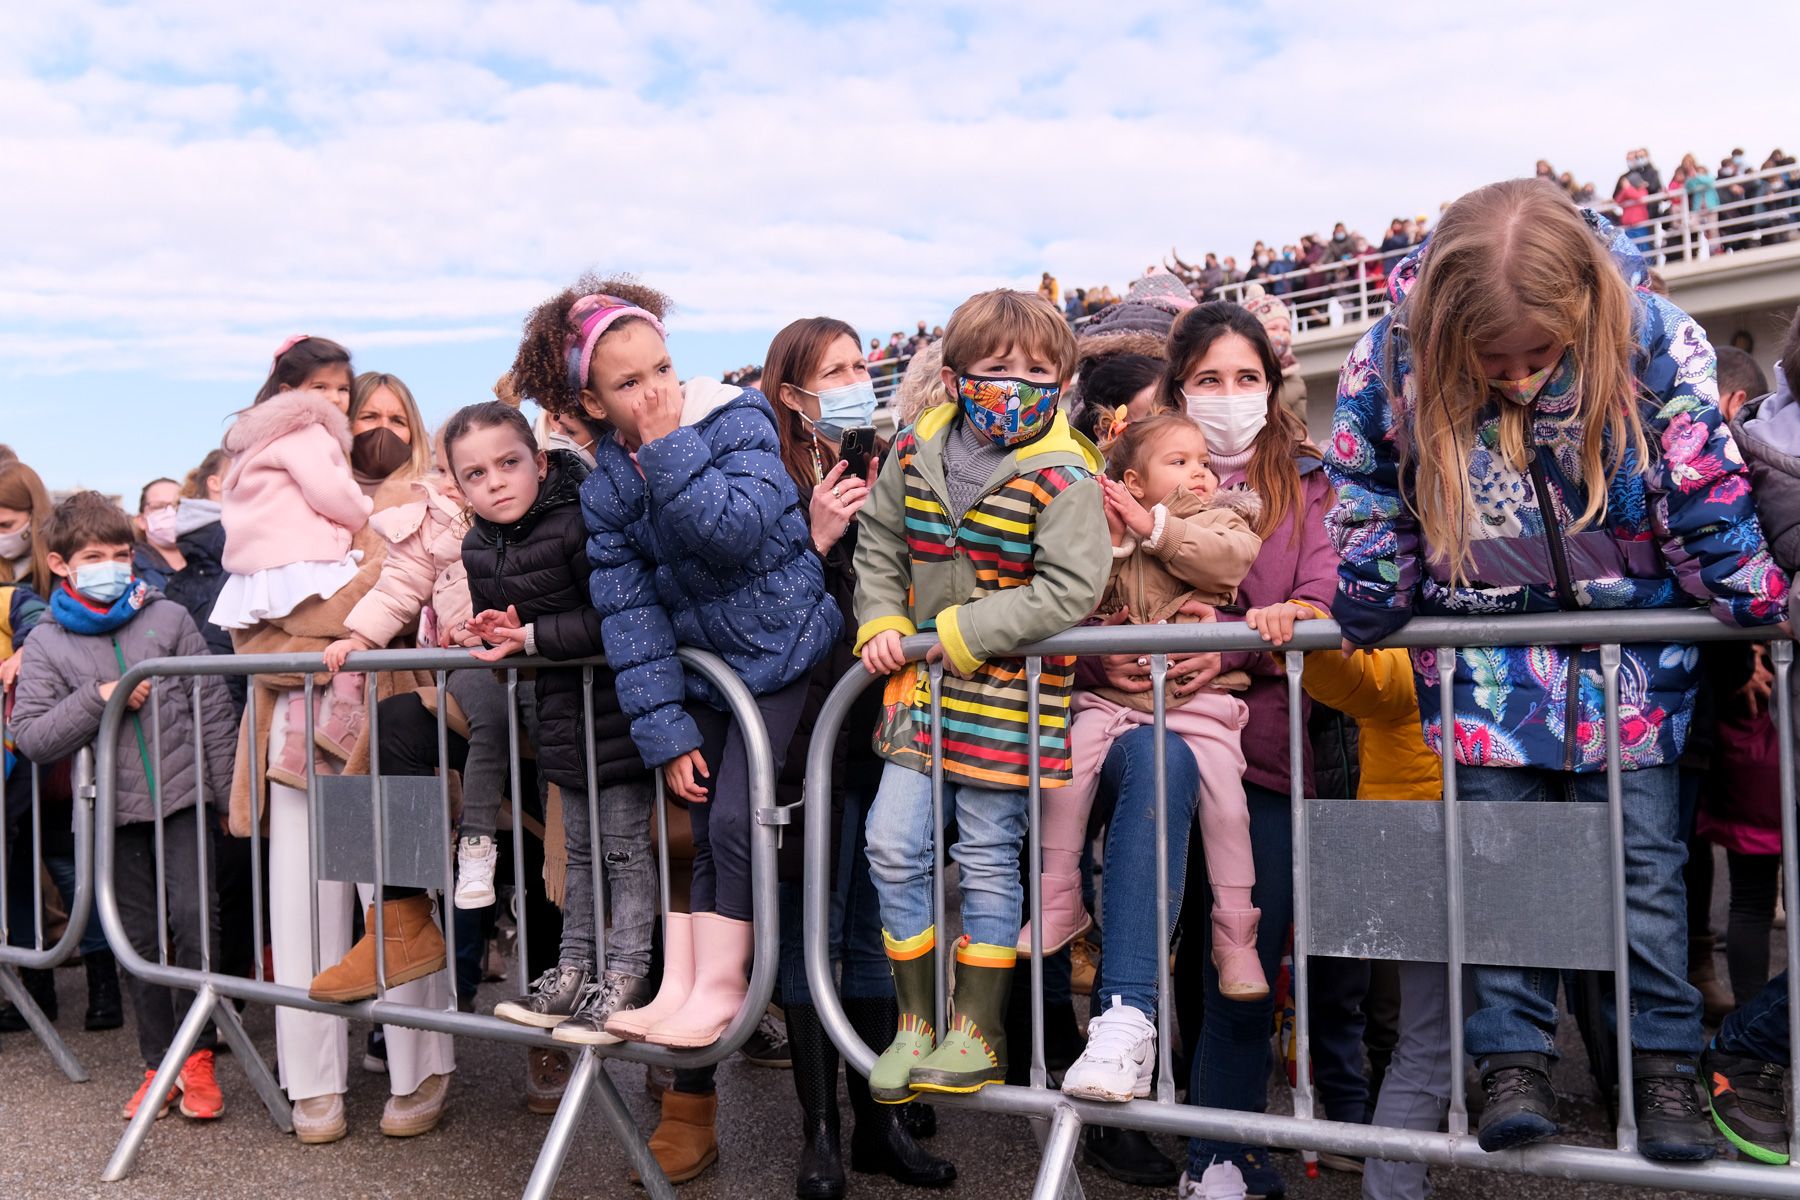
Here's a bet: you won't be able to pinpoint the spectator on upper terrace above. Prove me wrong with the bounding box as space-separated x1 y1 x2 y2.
1534 158 1556 182
866 337 885 363
1065 289 1086 321
1326 222 1355 263
1219 256 1243 289
1615 170 1653 252
1039 271 1060 305
1379 218 1412 257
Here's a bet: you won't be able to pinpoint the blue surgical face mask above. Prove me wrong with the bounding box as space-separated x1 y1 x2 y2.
74 561 134 604
797 379 879 442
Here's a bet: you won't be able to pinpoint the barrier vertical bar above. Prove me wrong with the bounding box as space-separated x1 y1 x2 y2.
190 683 212 973
1600 643 1636 1152
368 669 387 996
436 669 458 1011
0 708 10 948
305 673 322 977
928 658 948 1036
1150 653 1175 1104
1286 650 1314 1120
149 689 168 963
247 678 266 981
1772 637 1800 1161
582 670 608 974
30 759 45 950
506 669 529 992
1438 647 1468 1134
1026 655 1047 1089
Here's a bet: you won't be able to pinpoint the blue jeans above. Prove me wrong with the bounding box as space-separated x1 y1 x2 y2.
778 786 889 1005
1717 969 1791 1068
865 761 1027 947
1459 764 1701 1058
1094 724 1199 1017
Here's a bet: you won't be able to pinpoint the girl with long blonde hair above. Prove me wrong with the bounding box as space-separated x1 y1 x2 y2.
1326 177 1787 1164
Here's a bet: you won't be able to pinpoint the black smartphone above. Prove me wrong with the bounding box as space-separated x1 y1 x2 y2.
838 426 877 481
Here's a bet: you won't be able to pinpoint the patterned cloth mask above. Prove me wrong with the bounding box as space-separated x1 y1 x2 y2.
1488 348 1573 408
957 375 1061 447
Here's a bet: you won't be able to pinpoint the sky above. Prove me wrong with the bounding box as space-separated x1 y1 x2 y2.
4 0 1799 501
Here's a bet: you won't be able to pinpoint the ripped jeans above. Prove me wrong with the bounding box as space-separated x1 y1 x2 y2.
559 776 656 979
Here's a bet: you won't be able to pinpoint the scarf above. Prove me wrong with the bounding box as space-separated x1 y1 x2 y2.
49 579 150 635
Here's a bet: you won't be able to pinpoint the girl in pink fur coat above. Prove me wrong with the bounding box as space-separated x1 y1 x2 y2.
214 336 374 784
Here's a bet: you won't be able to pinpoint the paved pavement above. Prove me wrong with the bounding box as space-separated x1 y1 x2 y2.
0 845 1781 1199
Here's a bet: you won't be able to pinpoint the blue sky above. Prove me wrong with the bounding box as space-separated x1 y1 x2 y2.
4 0 1799 500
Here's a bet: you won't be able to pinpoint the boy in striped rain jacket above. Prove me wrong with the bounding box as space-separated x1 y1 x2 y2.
852 289 1110 1099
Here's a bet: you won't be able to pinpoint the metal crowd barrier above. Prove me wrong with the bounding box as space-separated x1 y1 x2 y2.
0 735 97 1083
92 646 779 1200
801 609 1800 1199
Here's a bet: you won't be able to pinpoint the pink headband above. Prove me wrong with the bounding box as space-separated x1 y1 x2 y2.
565 295 666 395
273 334 311 365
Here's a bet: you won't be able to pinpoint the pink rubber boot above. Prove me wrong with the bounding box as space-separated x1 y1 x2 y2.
1212 908 1269 1001
605 913 693 1042
1015 793 1094 957
644 914 753 1049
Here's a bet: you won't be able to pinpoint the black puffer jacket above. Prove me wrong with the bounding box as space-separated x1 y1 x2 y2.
163 517 242 709
463 452 637 791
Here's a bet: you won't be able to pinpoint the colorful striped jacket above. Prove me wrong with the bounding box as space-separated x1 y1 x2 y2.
852 404 1109 789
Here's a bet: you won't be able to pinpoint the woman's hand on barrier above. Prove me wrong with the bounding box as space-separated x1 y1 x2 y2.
0 650 20 692
1742 643 1776 718
1094 607 1153 693
323 634 373 673
663 749 710 803
1101 476 1155 539
1245 601 1311 647
468 605 528 662
861 629 908 676
810 459 872 556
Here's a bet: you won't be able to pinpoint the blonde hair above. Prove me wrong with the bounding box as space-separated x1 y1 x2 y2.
0 459 56 596
942 289 1078 380
1403 179 1648 584
894 340 948 429
349 372 434 482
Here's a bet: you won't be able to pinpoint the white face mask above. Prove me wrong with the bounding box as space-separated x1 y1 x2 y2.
0 524 28 561
1183 390 1269 457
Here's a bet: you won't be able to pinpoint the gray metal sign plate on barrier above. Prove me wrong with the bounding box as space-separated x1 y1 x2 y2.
315 775 448 891
1307 799 1614 970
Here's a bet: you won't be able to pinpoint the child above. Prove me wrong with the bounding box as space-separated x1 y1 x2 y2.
1056 412 1265 1102
853 288 1110 1098
432 402 657 1043
213 336 374 787
322 429 507 910
510 278 839 1052
1326 178 1788 1163
11 492 238 1121
1704 969 1793 1165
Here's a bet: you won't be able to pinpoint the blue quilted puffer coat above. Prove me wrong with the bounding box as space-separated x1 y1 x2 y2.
1325 213 1788 772
582 385 841 768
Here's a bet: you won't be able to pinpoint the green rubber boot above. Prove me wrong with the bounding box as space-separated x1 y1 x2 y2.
908 937 1013 1095
869 927 940 1103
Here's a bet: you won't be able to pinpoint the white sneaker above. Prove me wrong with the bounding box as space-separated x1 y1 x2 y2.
1178 1160 1248 1199
1061 996 1154 1102
455 835 497 909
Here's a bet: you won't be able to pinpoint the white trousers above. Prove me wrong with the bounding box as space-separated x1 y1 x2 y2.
267 692 455 1101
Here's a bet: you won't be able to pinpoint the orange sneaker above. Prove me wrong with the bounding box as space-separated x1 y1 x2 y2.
177 1049 225 1120
122 1069 172 1121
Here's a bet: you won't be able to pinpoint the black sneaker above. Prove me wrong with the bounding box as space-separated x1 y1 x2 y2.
1635 1054 1716 1162
1083 1126 1179 1187
494 965 588 1029
741 1006 790 1068
1477 1053 1559 1152
1703 1043 1790 1164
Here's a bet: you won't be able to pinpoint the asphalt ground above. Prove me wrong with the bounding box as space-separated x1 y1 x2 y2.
0 844 1785 1200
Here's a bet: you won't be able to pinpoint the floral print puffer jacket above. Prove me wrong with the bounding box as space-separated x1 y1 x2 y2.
1325 213 1788 772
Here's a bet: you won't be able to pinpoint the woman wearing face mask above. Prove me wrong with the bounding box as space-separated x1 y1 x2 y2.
763 316 955 1200
1083 302 1343 1195
347 372 433 495
133 477 187 589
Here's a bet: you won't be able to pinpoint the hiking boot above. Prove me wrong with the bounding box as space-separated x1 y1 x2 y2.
742 1005 791 1067
870 928 939 1103
1084 1126 1179 1187
308 896 447 1003
1703 1042 1789 1164
525 1048 570 1115
1634 1054 1715 1162
381 1071 450 1136
1477 1052 1559 1152
494 964 588 1029
177 1049 225 1120
121 1069 172 1121
292 1093 348 1144
84 949 124 1031
454 835 497 909
552 971 655 1046
1063 997 1154 1102
908 938 1012 1096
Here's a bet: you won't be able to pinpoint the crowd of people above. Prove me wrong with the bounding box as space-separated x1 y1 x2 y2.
4 175 1800 1200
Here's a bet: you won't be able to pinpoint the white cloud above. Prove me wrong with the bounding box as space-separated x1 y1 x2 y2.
3 0 1799 389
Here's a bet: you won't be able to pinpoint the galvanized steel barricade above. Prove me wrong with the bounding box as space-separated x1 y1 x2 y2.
92 646 780 1199
801 609 1800 1198
0 738 97 1083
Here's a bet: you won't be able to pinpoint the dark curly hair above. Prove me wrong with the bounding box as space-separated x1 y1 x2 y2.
510 273 672 416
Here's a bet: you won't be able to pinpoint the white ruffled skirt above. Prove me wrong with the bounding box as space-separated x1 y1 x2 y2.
210 552 363 630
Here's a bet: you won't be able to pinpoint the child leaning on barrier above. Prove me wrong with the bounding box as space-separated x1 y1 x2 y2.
1325 179 1790 1164
853 289 1110 1099
426 400 657 1047
322 427 510 913
212 336 374 786
10 492 237 1124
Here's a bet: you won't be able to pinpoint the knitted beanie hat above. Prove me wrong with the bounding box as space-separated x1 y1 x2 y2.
1238 284 1291 328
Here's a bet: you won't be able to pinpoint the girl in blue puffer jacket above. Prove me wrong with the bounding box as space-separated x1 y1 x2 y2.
510 277 840 1060
1325 179 1788 1167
